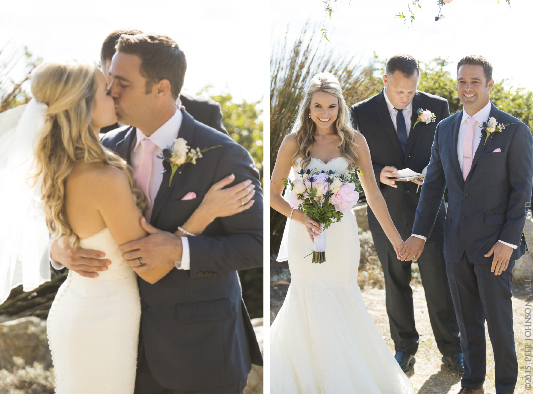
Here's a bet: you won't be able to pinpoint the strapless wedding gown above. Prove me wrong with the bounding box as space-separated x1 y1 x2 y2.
271 157 413 394
47 227 141 393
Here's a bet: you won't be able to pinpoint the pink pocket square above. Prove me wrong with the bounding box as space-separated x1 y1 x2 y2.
182 192 196 200
493 148 502 153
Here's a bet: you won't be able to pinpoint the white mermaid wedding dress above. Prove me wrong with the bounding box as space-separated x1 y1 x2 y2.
271 157 413 394
47 227 141 393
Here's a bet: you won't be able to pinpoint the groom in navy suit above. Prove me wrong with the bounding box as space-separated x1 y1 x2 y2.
401 56 533 394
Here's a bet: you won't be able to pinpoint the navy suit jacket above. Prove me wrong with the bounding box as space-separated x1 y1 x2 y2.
351 90 450 242
101 110 263 390
413 103 533 264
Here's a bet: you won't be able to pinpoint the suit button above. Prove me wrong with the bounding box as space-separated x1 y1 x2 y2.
462 214 467 219
464 193 469 197
405 190 409 194
141 302 147 310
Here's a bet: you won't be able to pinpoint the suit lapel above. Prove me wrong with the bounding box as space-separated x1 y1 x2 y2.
449 112 463 182
375 91 404 160
151 110 196 224
468 104 499 180
115 126 136 165
404 93 423 159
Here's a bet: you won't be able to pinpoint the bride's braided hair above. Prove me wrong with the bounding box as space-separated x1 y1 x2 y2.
30 59 147 249
292 72 359 170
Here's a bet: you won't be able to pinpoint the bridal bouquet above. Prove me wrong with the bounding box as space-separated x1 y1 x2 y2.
285 168 361 263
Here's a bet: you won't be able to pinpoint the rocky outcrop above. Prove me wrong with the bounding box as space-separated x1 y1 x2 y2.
0 317 52 371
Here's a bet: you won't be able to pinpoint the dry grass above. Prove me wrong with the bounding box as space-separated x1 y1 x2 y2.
363 283 529 394
0 358 54 394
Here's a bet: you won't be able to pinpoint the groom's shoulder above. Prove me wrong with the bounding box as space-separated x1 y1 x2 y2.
100 125 133 147
497 108 526 127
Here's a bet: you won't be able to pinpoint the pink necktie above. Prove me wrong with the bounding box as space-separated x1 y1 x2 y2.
462 117 476 181
136 139 157 221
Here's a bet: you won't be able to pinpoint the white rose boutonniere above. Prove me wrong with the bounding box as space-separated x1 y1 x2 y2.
157 138 221 186
480 117 513 145
413 108 436 129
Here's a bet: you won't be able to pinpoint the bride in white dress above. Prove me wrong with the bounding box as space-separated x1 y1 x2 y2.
270 72 413 393
0 60 254 393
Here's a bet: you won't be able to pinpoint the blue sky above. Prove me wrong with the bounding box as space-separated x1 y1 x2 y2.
0 0 268 102
271 0 533 92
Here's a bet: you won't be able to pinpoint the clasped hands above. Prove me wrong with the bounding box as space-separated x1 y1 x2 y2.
395 236 513 276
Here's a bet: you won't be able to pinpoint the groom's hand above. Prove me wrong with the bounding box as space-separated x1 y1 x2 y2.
485 241 513 275
399 236 425 261
49 238 110 278
119 218 182 272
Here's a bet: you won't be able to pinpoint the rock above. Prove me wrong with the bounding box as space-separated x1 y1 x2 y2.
0 317 52 372
354 203 369 232
244 318 263 394
513 216 533 281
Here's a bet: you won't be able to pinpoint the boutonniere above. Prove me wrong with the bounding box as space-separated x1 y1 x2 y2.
413 108 436 128
157 138 221 186
480 117 513 145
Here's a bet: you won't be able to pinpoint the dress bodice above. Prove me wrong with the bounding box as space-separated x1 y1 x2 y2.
292 156 351 179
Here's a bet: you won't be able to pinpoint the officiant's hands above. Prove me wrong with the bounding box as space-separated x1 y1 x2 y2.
119 218 182 272
380 166 398 188
398 236 425 261
50 239 110 278
485 241 513 275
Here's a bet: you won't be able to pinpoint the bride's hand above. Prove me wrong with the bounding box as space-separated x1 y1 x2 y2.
303 215 321 242
197 174 256 221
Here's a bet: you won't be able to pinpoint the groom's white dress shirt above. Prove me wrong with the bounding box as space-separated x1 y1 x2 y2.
132 109 191 270
412 101 516 249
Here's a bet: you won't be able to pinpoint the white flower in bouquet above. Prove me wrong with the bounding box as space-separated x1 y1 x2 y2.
330 178 343 194
292 179 307 194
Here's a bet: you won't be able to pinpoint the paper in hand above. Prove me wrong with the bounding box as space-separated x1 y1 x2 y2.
392 168 425 181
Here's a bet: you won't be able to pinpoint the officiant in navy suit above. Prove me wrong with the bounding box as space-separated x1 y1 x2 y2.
350 54 461 373
401 56 533 394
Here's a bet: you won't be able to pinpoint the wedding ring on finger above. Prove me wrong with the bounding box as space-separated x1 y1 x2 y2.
240 199 244 206
137 257 145 267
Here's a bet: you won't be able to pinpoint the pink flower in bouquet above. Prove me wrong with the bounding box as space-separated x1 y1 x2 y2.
443 0 453 3
329 183 359 211
287 191 302 209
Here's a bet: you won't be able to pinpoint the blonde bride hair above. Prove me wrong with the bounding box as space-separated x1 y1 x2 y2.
30 59 147 249
292 72 359 170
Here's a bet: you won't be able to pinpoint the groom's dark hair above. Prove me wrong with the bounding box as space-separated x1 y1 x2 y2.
386 55 419 78
100 28 144 65
116 33 186 100
457 56 493 84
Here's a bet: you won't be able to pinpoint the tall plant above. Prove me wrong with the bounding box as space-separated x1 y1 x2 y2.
270 23 381 254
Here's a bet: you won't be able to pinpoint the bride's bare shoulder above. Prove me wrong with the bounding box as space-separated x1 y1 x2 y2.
66 162 129 200
278 132 298 155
